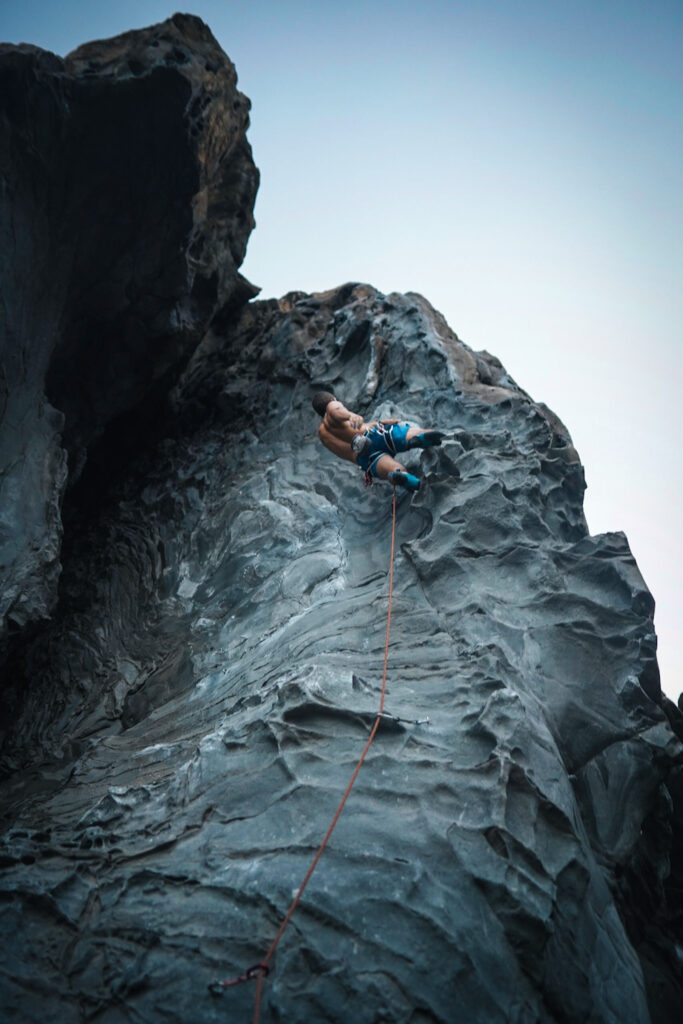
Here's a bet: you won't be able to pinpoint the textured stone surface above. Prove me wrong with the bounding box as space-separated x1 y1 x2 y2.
2 15 682 1023
1 279 682 1023
0 14 258 643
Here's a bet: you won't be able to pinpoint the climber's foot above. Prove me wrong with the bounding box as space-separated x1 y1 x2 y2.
389 470 420 491
407 430 444 449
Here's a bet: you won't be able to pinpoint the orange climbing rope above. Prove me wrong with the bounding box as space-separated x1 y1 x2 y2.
251 485 398 1021
210 487 399 1018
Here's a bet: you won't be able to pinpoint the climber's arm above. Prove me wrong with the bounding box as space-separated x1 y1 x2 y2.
324 401 363 431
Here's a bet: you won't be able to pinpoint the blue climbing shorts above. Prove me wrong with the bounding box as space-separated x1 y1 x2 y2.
355 422 413 478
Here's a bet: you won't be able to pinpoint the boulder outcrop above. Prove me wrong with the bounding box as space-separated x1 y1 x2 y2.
1 18 682 1024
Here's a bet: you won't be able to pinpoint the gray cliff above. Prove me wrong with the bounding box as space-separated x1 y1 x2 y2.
0 13 258 641
1 16 682 1024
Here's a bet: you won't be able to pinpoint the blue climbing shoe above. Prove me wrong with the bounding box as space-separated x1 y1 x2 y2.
407 430 444 450
389 470 420 491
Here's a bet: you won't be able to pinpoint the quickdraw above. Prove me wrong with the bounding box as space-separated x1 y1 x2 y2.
209 963 269 996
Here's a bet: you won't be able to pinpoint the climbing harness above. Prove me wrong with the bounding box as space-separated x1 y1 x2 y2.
209 487 400 1023
373 422 399 453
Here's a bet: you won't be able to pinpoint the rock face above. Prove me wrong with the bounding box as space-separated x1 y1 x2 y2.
0 14 258 642
1 20 682 1024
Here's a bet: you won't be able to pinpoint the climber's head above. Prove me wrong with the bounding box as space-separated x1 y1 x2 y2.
312 391 335 417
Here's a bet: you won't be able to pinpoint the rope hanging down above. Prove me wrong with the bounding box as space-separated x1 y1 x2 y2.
209 487 399 1023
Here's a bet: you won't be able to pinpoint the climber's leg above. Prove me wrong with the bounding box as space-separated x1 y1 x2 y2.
374 454 421 491
387 423 444 452
405 426 444 449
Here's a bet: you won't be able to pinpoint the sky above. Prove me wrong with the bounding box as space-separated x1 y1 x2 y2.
2 0 681 701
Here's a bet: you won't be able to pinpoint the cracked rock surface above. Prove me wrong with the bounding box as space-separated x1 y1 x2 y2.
1 17 683 1024
1 280 682 1023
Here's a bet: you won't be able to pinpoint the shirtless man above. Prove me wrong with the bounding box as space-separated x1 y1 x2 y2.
312 391 443 490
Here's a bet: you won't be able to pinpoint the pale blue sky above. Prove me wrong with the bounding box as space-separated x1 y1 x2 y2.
3 1 681 700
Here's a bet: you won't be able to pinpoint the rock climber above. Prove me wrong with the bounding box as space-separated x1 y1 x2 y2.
312 391 443 491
